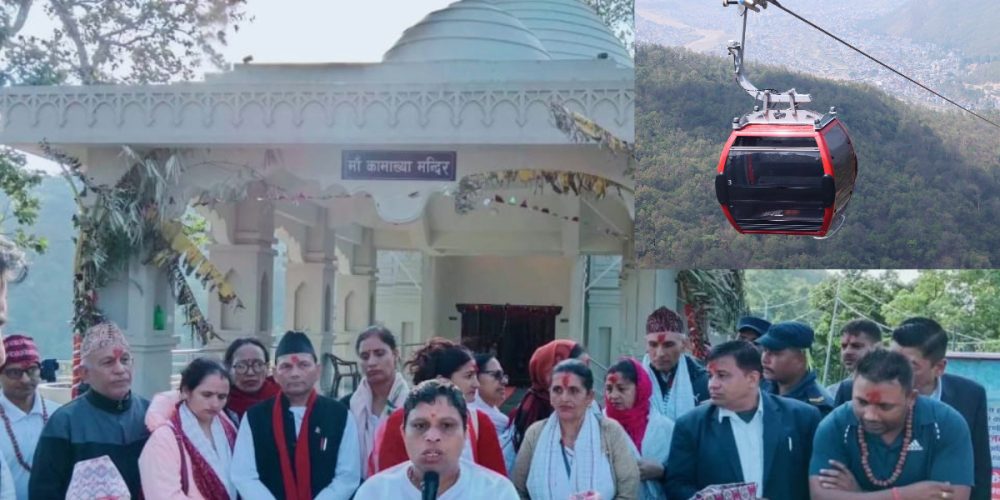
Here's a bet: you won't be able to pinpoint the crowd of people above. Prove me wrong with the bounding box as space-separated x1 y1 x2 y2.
0 240 990 499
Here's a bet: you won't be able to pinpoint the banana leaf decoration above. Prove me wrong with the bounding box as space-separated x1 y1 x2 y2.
154 220 242 308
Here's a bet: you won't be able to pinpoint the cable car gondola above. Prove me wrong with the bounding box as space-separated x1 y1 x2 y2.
714 0 858 237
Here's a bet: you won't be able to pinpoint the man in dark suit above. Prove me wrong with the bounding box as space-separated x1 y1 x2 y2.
833 318 989 500
666 340 822 500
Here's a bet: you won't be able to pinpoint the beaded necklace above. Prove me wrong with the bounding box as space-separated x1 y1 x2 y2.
0 395 48 471
857 403 914 487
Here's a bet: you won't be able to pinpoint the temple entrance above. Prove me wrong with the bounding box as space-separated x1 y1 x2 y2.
458 304 561 387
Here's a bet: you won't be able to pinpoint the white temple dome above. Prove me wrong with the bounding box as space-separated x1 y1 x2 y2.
383 0 551 63
490 0 632 67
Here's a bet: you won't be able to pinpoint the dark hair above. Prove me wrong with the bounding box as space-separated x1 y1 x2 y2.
606 358 639 385
569 343 586 360
405 337 474 384
647 306 683 334
841 319 882 343
180 357 232 393
552 359 594 391
223 337 270 367
855 349 913 393
707 340 763 374
403 379 468 431
892 318 947 363
473 352 496 371
355 325 398 353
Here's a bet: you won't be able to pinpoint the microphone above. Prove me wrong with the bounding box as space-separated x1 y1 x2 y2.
422 470 440 500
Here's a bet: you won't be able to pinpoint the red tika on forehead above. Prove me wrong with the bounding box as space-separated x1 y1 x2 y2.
707 361 718 373
657 333 668 344
112 347 124 358
290 355 301 364
607 373 620 384
559 373 572 388
866 390 883 404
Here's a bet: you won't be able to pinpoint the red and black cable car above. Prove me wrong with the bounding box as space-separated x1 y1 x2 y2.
715 0 859 237
714 108 857 236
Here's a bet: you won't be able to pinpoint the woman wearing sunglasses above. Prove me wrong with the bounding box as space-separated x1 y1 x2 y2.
471 352 516 473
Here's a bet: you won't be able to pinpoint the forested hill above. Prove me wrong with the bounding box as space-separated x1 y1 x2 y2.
636 44 1000 268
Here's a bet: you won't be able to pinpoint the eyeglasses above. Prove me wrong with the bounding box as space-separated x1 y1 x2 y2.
232 360 267 374
481 370 508 383
2 365 40 380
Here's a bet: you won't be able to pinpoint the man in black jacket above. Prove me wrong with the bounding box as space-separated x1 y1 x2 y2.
666 340 821 500
834 318 989 500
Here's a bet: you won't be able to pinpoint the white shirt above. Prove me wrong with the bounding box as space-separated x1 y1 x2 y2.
930 378 943 401
0 392 59 500
717 397 765 495
0 456 13 500
230 404 362 500
355 460 519 500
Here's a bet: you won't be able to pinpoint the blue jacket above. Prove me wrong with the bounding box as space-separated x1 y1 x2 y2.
764 370 835 416
665 391 821 500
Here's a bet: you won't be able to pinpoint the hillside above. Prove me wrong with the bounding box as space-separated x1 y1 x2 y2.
867 0 1000 62
636 44 1000 268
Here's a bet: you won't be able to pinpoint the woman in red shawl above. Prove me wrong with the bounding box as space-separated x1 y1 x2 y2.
603 357 676 500
508 339 591 451
223 338 281 419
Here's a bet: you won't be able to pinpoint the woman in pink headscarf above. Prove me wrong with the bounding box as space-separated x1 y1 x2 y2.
604 357 675 500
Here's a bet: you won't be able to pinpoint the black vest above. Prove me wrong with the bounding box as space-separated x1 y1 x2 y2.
245 394 349 498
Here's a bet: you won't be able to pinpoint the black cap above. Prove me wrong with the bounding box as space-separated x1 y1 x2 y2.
275 331 315 359
757 321 815 351
737 316 772 338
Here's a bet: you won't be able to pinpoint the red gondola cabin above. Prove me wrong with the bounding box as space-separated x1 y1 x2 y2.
714 115 857 236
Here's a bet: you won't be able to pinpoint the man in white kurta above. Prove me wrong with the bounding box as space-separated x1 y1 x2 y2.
0 335 60 500
356 380 518 500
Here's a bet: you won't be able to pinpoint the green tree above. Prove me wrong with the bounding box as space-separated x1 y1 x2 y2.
0 0 248 253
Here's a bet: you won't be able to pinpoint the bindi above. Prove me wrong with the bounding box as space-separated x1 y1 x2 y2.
607 373 620 385
559 373 572 388
866 390 883 404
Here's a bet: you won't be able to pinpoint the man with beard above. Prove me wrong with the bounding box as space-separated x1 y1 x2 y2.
0 335 61 500
810 349 972 500
829 319 883 399
643 306 710 421
30 322 151 498
833 319 989 500
231 330 361 499
666 341 821 500
355 380 518 499
759 321 835 416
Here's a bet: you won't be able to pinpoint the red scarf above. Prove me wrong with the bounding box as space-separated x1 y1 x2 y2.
272 390 318 500
226 377 281 417
604 357 653 452
170 406 237 500
510 340 577 449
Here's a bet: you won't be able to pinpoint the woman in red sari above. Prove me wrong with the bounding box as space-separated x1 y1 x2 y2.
139 358 239 500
